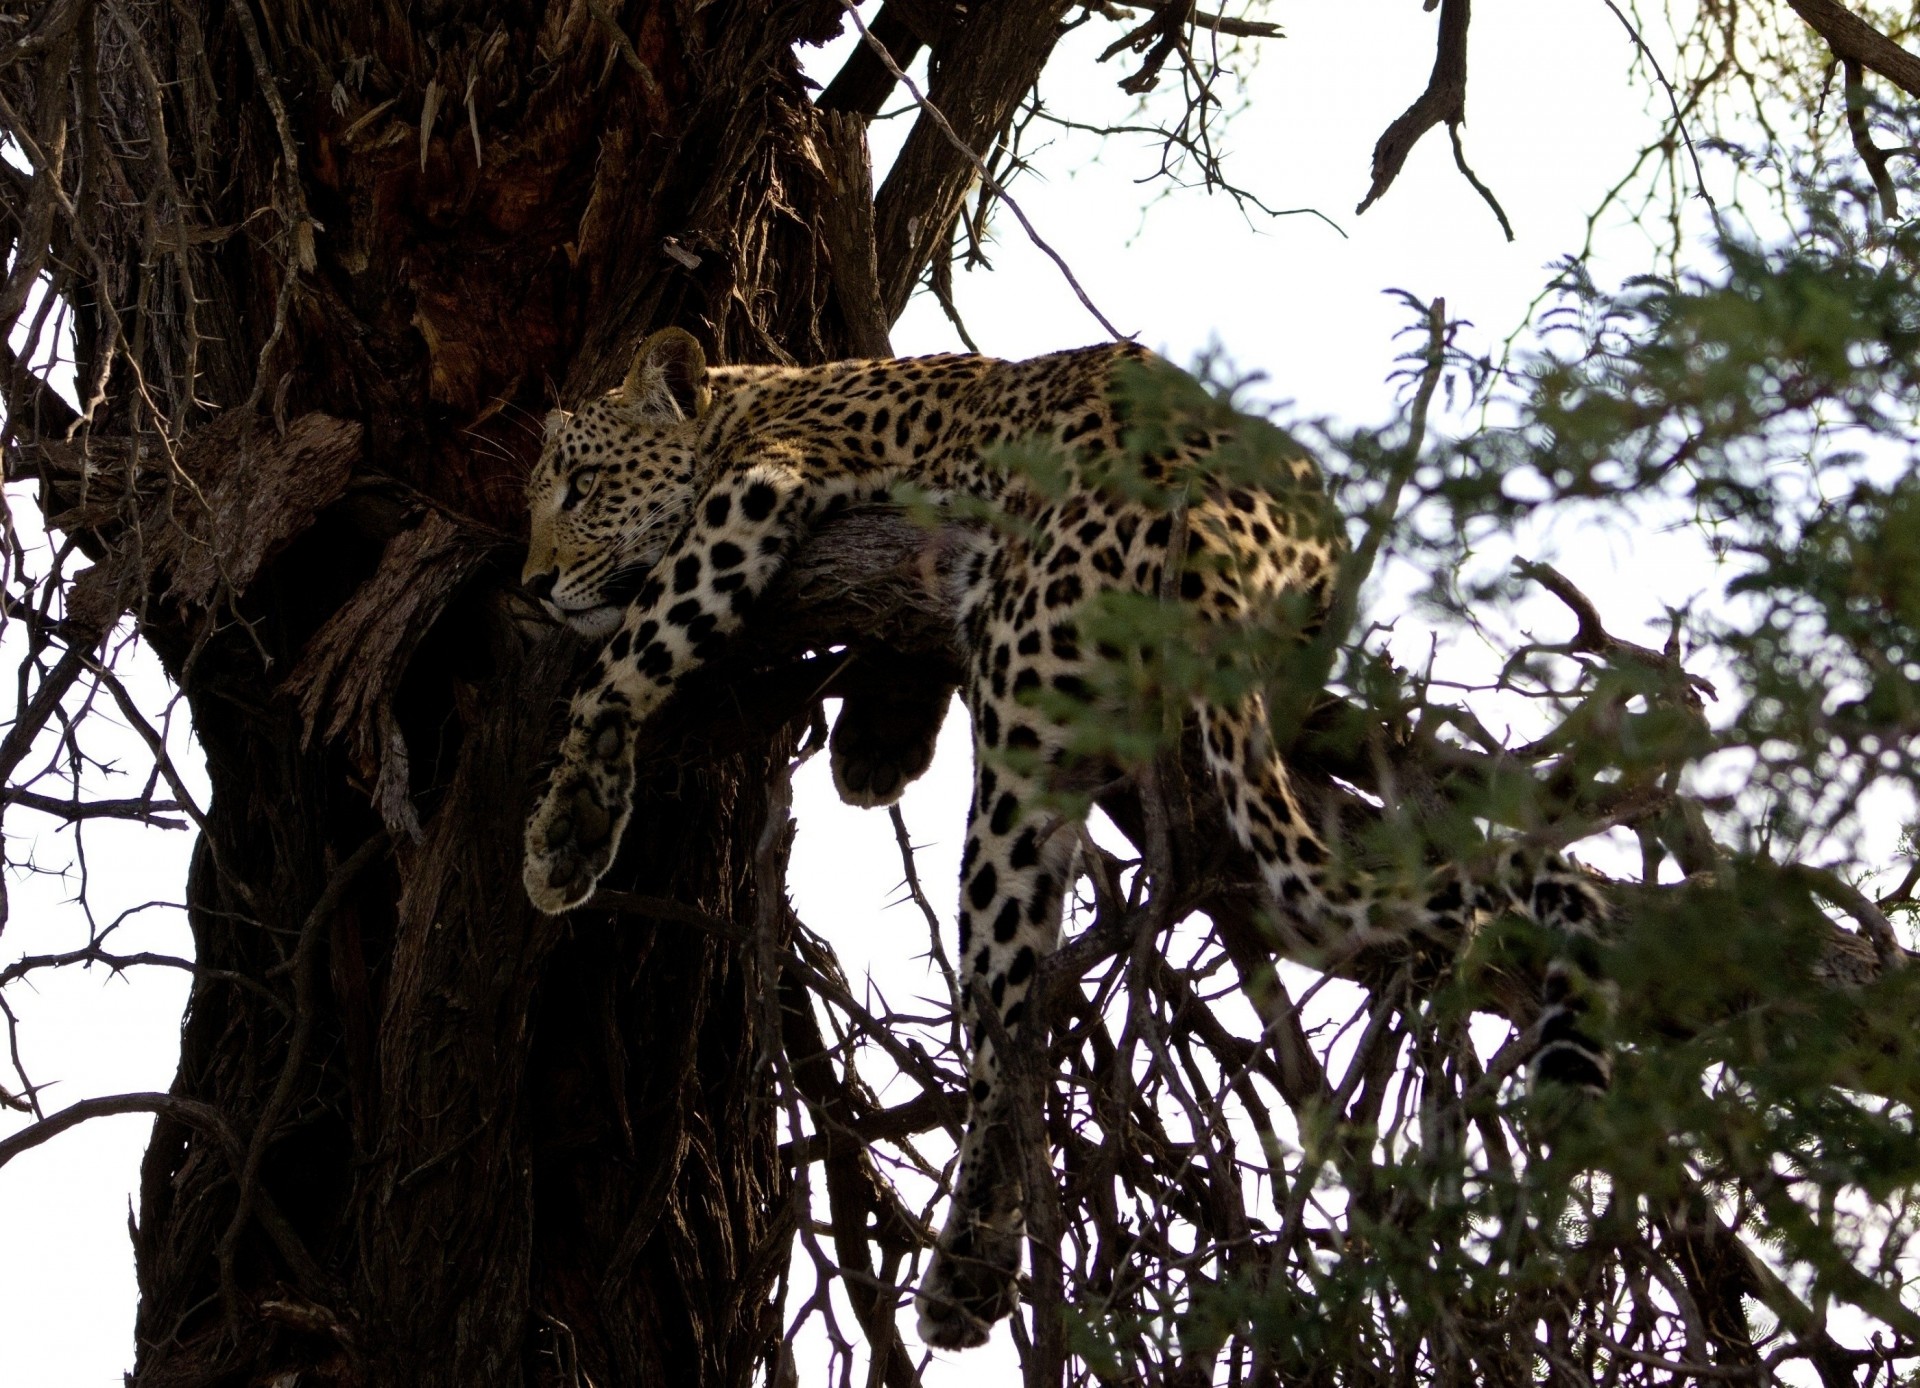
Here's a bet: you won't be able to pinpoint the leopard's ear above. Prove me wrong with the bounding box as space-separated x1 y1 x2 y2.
622 328 711 421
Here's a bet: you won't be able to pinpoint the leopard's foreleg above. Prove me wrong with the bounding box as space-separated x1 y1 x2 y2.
524 455 812 913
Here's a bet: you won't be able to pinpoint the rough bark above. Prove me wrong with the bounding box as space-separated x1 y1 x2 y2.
0 2 963 1383
0 0 1107 1369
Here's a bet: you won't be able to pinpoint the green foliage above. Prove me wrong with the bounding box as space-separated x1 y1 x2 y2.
1014 162 1920 1382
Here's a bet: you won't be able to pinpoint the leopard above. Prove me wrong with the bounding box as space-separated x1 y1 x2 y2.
519 329 1612 1351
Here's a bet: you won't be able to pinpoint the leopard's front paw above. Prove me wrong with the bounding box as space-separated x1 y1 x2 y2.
524 759 631 914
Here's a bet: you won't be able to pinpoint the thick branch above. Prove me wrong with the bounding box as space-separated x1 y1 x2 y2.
746 507 1920 1025
1355 0 1510 237
814 112 895 359
818 4 924 116
2 788 187 827
0 1091 233 1171
1785 0 1920 98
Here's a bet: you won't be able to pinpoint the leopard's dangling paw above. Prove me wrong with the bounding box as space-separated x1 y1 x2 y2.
523 715 635 913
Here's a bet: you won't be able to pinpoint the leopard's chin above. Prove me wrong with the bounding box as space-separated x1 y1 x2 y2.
558 604 624 638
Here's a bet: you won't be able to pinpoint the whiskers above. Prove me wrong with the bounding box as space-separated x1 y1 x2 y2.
492 397 553 444
629 495 678 539
602 561 653 607
590 504 678 609
457 425 521 468
458 394 556 468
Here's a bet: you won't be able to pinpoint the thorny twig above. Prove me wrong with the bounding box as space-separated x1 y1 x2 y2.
841 1 1129 342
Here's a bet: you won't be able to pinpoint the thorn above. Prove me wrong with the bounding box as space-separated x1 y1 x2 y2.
419 77 442 173
466 70 483 167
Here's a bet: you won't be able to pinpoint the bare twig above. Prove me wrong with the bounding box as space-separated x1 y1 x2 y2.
1596 0 1715 210
2 788 186 827
1843 59 1900 219
1788 863 1907 969
0 1090 232 1170
585 0 661 100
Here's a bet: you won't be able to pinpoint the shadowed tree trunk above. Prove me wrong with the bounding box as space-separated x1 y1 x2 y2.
0 3 1063 1383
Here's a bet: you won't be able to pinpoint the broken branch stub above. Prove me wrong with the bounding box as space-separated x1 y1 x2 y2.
28 411 361 622
284 510 510 840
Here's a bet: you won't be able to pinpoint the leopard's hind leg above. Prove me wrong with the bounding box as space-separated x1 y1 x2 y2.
1195 692 1371 953
914 698 1081 1350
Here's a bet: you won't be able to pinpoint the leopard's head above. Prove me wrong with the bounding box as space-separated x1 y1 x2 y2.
523 328 712 637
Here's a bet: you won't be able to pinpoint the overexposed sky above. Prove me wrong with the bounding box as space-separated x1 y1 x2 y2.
1 4 1697 1382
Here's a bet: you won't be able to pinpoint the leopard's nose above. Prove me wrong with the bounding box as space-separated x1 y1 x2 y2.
525 569 558 602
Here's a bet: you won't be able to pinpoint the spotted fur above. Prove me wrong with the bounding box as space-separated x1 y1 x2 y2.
521 330 1610 1350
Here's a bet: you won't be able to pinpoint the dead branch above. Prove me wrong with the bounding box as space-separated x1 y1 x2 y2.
0 1090 235 1171
1 788 186 826
1356 0 1513 240
1844 58 1901 218
819 5 926 116
814 111 895 359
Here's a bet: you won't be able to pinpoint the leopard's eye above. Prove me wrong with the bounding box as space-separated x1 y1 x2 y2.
562 467 600 509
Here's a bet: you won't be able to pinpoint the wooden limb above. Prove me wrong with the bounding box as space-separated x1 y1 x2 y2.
814 112 895 359
777 953 922 1388
1785 0 1920 99
0 1089 333 1302
0 336 79 440
1787 863 1907 969
1357 0 1469 214
1516 558 1716 698
0 1090 232 1170
1089 0 1283 40
1355 0 1509 239
818 4 924 116
584 0 661 101
0 942 284 1010
1843 59 1900 219
224 0 316 272
1597 0 1714 206
1098 0 1195 95
867 0 1083 324
1 788 187 827
852 0 1123 339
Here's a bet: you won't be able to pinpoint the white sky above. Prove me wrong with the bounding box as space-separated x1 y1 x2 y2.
0 2 1733 1382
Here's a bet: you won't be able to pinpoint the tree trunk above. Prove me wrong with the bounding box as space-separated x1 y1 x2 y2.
0 0 1075 1378
3 3 955 1382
